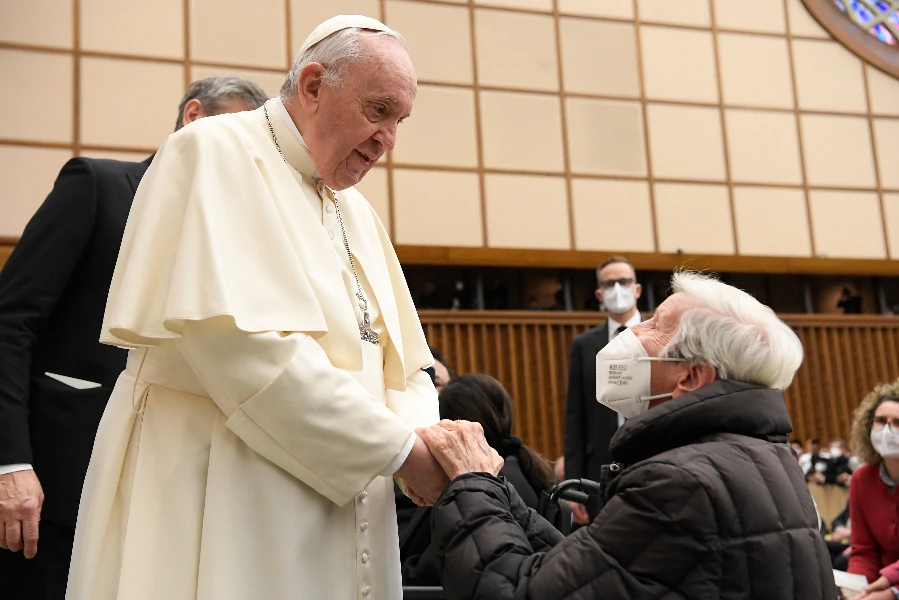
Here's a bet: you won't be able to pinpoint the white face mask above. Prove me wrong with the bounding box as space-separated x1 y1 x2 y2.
829 447 843 458
603 282 636 315
871 426 899 459
595 328 685 419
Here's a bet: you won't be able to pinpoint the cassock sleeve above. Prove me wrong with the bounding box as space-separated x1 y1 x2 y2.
174 316 415 507
386 369 440 432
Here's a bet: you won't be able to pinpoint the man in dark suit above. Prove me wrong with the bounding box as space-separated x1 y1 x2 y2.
564 256 643 518
0 76 267 599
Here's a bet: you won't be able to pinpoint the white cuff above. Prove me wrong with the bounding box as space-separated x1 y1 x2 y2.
381 432 417 477
0 464 33 476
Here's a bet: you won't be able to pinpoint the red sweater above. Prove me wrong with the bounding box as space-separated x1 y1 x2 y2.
849 463 899 583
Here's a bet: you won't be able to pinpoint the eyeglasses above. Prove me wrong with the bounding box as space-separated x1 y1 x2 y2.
598 278 635 291
872 416 899 430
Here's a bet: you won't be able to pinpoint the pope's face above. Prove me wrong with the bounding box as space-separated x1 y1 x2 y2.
307 36 416 191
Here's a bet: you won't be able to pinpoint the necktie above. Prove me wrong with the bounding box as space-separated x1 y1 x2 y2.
615 325 628 336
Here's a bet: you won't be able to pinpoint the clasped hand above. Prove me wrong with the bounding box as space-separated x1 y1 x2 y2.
397 420 504 507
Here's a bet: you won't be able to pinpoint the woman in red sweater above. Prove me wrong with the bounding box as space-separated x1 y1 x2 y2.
851 378 899 600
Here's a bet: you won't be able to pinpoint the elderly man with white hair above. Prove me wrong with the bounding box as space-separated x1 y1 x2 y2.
420 272 838 600
66 15 446 600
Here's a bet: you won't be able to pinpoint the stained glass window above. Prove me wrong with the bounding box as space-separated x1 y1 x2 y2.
835 0 899 45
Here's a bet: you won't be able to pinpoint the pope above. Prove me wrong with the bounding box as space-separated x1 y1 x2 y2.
66 15 447 600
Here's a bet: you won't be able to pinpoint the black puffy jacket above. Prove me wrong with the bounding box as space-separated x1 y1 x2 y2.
432 379 838 600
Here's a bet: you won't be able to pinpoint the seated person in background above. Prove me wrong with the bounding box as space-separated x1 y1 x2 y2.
847 379 899 599
420 271 836 600
824 501 852 572
401 374 554 586
808 438 854 487
838 287 863 314
438 374 553 507
800 437 821 474
430 347 454 392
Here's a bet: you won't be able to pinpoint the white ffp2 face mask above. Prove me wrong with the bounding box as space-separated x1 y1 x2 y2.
602 283 636 314
871 426 899 459
595 328 684 419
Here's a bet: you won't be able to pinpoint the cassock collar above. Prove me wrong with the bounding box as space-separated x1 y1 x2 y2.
268 97 321 180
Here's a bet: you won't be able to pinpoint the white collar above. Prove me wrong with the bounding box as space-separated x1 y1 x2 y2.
274 96 320 179
608 311 641 332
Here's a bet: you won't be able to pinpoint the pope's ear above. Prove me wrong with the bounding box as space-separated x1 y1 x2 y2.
296 63 326 114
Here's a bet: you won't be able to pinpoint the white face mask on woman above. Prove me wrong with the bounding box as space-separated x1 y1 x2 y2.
595 328 685 419
871 426 899 459
602 282 636 314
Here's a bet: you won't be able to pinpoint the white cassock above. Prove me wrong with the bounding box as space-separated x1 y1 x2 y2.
66 98 438 600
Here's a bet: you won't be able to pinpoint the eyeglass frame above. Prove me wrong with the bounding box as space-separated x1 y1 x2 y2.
872 415 899 430
869 395 899 431
597 277 636 291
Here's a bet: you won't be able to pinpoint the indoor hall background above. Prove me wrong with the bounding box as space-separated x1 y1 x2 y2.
2 0 899 266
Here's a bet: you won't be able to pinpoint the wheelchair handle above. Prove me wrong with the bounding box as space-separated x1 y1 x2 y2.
549 478 602 504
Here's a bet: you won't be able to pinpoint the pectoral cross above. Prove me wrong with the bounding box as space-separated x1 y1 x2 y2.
357 292 379 345
359 306 379 345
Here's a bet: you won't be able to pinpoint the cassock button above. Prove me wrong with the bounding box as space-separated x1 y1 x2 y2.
328 231 334 240
362 552 370 564
359 491 368 500
326 205 334 214
362 586 371 597
360 522 369 532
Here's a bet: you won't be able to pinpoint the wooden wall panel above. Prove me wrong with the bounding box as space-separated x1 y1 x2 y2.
421 311 899 460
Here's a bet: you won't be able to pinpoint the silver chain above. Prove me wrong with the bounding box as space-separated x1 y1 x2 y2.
263 105 378 344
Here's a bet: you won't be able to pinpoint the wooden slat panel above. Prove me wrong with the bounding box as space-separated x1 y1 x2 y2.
420 311 899 459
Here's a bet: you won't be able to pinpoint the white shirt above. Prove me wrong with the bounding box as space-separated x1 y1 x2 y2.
608 312 642 428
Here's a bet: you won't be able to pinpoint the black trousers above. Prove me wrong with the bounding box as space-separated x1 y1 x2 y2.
0 521 74 600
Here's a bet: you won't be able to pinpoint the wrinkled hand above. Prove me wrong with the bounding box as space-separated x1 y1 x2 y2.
0 470 44 558
568 501 590 526
395 436 451 507
417 420 504 481
857 576 892 599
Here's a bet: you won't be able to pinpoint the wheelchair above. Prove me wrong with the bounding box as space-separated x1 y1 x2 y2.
400 477 602 600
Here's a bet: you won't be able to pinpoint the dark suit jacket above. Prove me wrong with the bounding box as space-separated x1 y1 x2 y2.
0 156 152 527
563 317 643 487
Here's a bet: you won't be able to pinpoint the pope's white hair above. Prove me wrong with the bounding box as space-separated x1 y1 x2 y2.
280 27 406 98
659 271 803 390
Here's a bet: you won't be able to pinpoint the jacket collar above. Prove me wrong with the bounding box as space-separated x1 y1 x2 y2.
610 379 793 465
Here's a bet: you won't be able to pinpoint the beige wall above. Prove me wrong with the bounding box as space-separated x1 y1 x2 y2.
1 0 898 262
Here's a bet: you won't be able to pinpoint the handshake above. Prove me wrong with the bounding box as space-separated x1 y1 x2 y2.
395 420 505 507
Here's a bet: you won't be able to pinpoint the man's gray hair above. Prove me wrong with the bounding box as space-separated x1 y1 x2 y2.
659 271 803 390
174 76 268 131
280 27 406 98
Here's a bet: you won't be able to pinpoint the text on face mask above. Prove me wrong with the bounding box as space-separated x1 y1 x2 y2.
608 364 634 386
